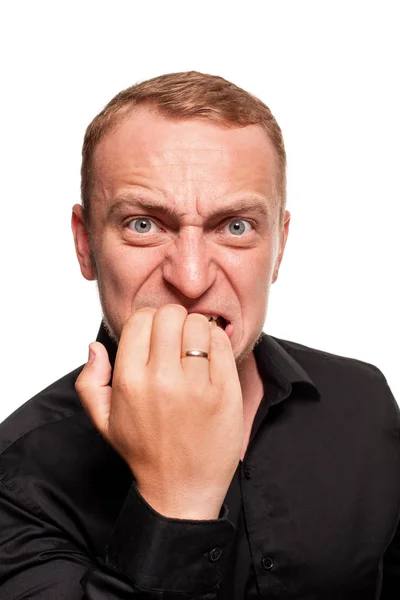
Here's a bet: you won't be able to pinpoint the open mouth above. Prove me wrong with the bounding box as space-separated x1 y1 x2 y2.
206 315 228 330
189 312 233 338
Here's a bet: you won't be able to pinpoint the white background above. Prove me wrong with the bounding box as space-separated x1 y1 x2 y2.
0 1 399 421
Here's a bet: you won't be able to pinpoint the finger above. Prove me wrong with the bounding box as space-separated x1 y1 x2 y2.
181 313 211 379
147 304 188 372
75 342 112 438
115 307 157 381
208 324 239 387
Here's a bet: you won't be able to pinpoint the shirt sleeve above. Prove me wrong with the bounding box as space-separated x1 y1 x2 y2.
0 476 235 599
380 378 400 600
381 515 400 599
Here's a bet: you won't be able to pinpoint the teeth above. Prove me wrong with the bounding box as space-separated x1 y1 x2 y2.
204 314 219 321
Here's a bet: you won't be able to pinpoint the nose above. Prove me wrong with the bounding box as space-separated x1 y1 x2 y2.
162 227 217 299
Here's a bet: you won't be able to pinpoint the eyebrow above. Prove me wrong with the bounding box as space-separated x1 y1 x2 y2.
107 195 272 222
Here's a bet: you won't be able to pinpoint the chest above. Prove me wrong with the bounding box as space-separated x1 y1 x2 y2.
225 399 400 598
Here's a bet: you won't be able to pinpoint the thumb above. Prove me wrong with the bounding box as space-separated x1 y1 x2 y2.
75 341 112 438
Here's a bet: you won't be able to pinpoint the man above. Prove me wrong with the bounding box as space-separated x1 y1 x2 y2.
0 71 399 599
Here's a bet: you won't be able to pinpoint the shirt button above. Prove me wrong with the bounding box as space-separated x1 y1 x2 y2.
261 556 274 571
208 547 223 562
244 467 252 480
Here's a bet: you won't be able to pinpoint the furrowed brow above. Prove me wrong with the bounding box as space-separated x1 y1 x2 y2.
210 198 271 219
107 197 177 220
107 195 272 222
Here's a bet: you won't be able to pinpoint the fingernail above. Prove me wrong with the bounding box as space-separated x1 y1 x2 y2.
88 345 95 364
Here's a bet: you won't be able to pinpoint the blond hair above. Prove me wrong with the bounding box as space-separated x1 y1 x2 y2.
81 71 286 226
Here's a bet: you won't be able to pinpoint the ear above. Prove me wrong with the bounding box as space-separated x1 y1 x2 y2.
71 204 96 281
272 210 291 284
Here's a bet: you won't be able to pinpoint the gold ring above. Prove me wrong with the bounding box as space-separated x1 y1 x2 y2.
182 350 209 360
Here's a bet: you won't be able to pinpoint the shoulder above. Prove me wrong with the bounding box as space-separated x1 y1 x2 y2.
0 365 85 457
274 335 385 379
0 366 127 554
270 335 398 420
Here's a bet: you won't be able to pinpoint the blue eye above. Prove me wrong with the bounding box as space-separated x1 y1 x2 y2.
128 218 159 233
224 219 252 236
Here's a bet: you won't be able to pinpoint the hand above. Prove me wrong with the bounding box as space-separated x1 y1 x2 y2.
75 304 244 520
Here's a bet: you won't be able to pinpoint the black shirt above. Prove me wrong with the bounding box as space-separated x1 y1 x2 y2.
0 325 399 599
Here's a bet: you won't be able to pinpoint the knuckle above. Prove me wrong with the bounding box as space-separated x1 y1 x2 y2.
113 376 134 393
151 371 172 391
127 307 156 326
135 306 157 314
159 304 187 318
75 377 90 396
186 313 209 326
192 382 209 401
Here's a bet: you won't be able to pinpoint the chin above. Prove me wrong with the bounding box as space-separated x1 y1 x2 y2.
102 315 120 344
233 330 264 367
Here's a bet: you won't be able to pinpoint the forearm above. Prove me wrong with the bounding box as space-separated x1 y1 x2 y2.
95 482 234 596
0 478 234 599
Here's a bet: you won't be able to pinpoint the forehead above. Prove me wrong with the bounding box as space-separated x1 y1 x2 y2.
92 107 279 207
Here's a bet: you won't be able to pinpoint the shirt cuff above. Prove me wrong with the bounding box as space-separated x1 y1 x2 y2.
106 481 235 594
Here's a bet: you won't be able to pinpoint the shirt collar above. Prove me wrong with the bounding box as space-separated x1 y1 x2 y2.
96 322 321 402
254 333 321 402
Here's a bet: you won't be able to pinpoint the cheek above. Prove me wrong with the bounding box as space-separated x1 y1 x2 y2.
96 244 152 302
231 249 274 298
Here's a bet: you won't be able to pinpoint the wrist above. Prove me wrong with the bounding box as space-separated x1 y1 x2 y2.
137 485 222 520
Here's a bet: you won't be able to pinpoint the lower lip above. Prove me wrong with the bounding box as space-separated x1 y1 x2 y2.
224 322 233 338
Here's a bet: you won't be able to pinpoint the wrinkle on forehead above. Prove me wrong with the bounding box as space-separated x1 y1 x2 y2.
137 147 228 167
91 108 280 216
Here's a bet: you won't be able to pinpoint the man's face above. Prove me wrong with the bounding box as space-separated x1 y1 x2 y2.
72 106 290 364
